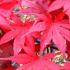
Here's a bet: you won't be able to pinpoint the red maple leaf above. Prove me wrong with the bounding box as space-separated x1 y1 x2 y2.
21 0 70 54
41 20 70 53
0 52 60 70
0 13 46 55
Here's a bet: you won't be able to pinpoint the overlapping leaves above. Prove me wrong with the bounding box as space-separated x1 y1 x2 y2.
0 0 70 70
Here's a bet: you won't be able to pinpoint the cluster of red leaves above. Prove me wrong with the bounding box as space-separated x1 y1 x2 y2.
0 0 70 70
